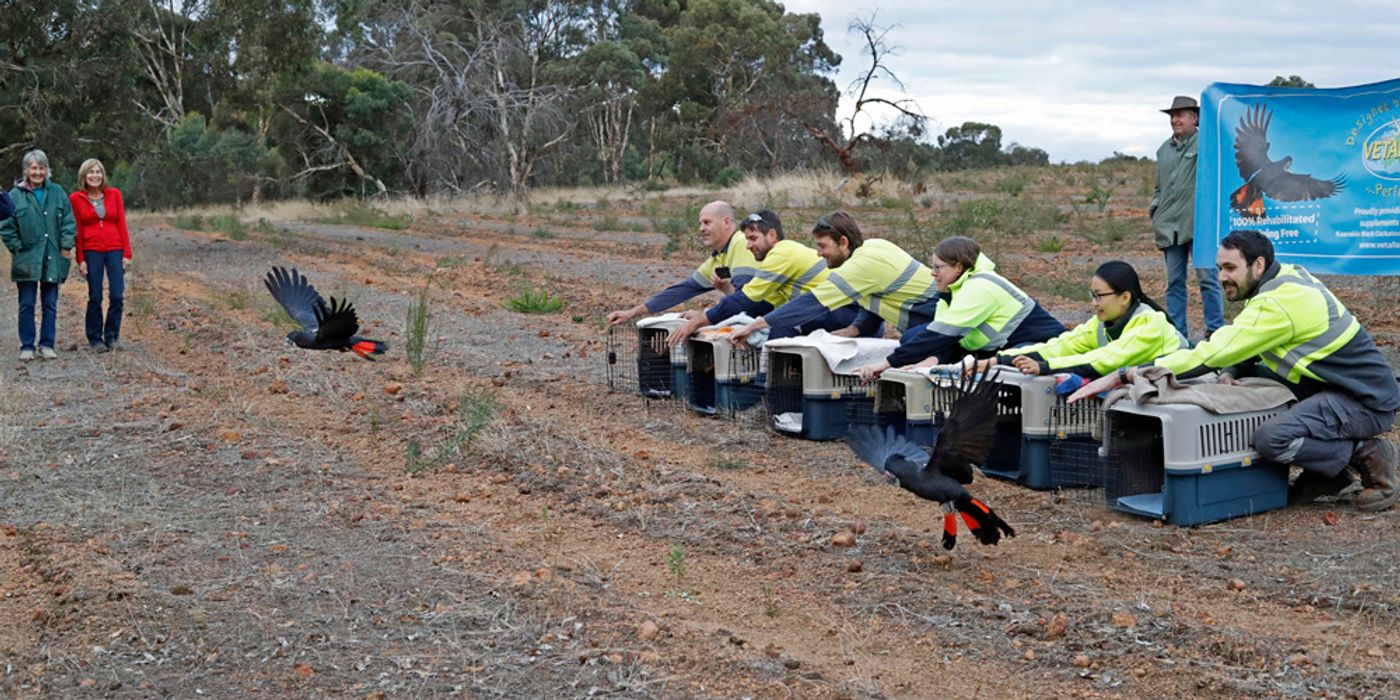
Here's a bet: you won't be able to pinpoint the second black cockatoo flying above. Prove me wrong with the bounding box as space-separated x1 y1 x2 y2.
1230 103 1345 219
847 371 1014 550
264 266 387 360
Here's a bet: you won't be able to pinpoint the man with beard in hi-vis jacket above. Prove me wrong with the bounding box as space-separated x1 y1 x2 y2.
1070 230 1400 512
728 211 939 347
664 210 868 347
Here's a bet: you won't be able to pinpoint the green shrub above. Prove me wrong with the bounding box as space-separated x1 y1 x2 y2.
714 165 744 187
171 214 205 231
209 213 247 240
504 287 565 314
405 281 432 375
320 200 410 230
591 216 624 231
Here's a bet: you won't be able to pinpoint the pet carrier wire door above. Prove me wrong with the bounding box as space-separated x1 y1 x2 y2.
764 345 873 440
999 373 1105 490
606 325 677 398
1102 402 1290 526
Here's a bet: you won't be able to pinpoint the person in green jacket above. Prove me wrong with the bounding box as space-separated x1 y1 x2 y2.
0 150 77 361
1071 231 1400 512
979 260 1186 377
1152 95 1225 339
851 236 1065 380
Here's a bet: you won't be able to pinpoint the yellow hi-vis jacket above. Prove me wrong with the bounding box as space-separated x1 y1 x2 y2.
809 238 937 331
1155 263 1356 383
690 231 759 288
1004 303 1187 374
925 254 1034 352
742 239 829 307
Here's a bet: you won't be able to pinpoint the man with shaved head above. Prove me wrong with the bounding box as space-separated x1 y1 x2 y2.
607 200 760 325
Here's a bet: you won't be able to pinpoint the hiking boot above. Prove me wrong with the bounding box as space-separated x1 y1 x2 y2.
1352 438 1399 512
91 343 111 354
18 348 33 361
1289 469 1356 505
38 346 57 360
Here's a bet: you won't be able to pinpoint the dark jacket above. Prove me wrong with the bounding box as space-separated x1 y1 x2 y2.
0 180 77 283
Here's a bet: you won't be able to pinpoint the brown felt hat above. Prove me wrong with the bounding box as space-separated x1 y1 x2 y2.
1161 96 1200 113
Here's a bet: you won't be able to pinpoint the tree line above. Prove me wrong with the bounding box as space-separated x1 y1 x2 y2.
1 0 1047 208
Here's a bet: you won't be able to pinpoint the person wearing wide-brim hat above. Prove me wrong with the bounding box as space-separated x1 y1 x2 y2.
1159 95 1200 114
1150 94 1224 342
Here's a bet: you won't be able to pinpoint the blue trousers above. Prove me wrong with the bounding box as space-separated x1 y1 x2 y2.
84 250 126 346
16 281 60 350
1162 242 1225 337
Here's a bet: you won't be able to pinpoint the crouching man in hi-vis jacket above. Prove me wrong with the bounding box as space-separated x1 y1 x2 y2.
1070 230 1400 511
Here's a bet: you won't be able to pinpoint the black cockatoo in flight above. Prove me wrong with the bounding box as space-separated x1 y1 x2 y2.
847 371 1015 550
264 266 387 360
1230 103 1345 219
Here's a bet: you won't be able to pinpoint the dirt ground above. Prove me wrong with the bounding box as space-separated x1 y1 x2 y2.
1 197 1398 699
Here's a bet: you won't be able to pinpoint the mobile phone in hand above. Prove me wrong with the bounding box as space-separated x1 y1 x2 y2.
715 266 731 280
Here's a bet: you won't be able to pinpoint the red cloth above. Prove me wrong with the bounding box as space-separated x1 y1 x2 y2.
68 187 132 260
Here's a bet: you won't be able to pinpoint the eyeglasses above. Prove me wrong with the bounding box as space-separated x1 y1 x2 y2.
1089 291 1120 302
812 216 833 232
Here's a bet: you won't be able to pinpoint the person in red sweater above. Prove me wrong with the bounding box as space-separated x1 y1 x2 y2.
69 159 132 352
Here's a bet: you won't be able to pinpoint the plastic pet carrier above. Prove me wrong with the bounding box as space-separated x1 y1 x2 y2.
864 369 941 447
610 318 690 401
1101 402 1290 526
685 334 764 417
764 345 874 440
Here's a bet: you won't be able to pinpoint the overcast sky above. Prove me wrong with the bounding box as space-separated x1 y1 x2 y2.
783 1 1400 163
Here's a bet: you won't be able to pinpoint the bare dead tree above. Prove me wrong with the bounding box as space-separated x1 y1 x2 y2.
132 0 204 130
278 103 388 195
585 94 634 184
802 13 928 175
356 0 574 194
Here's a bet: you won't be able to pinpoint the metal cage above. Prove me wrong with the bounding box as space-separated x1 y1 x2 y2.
606 325 678 399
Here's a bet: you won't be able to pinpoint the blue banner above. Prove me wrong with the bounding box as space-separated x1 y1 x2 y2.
1195 78 1400 275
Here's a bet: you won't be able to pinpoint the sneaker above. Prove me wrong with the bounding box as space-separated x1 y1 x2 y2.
38 346 57 360
18 348 33 361
106 339 120 352
91 343 111 354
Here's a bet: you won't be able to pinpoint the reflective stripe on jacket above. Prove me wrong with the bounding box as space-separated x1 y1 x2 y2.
741 239 828 307
690 231 759 289
1005 303 1186 375
808 238 937 331
924 253 1033 352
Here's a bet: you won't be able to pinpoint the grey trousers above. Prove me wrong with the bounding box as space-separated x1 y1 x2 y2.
1253 391 1397 477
